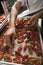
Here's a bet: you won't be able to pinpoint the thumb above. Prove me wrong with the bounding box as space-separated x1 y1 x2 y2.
10 33 15 48
27 19 32 26
13 31 16 40
11 32 16 43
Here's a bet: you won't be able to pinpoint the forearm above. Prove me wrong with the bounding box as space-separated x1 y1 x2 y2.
35 9 43 18
10 7 18 27
10 1 22 27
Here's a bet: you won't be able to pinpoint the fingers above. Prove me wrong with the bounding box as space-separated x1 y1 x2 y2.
4 30 15 48
31 19 38 26
27 18 33 25
10 33 15 48
4 33 11 47
12 33 15 42
27 17 37 27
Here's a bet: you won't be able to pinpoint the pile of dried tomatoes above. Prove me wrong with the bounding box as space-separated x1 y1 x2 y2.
0 18 42 65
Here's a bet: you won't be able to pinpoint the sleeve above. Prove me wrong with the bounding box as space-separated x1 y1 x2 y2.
42 0 43 9
40 0 43 10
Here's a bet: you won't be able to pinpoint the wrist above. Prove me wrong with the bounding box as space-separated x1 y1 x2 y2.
10 22 15 28
34 13 40 19
10 25 15 28
35 9 43 18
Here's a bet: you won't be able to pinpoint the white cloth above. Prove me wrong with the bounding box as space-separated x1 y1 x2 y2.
17 0 43 18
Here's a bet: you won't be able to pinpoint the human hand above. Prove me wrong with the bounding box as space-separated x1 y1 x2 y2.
27 14 39 27
4 27 16 48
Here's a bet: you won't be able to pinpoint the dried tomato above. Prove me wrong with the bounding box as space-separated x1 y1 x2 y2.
23 44 27 52
0 51 3 60
18 44 22 51
15 50 22 57
4 54 12 62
